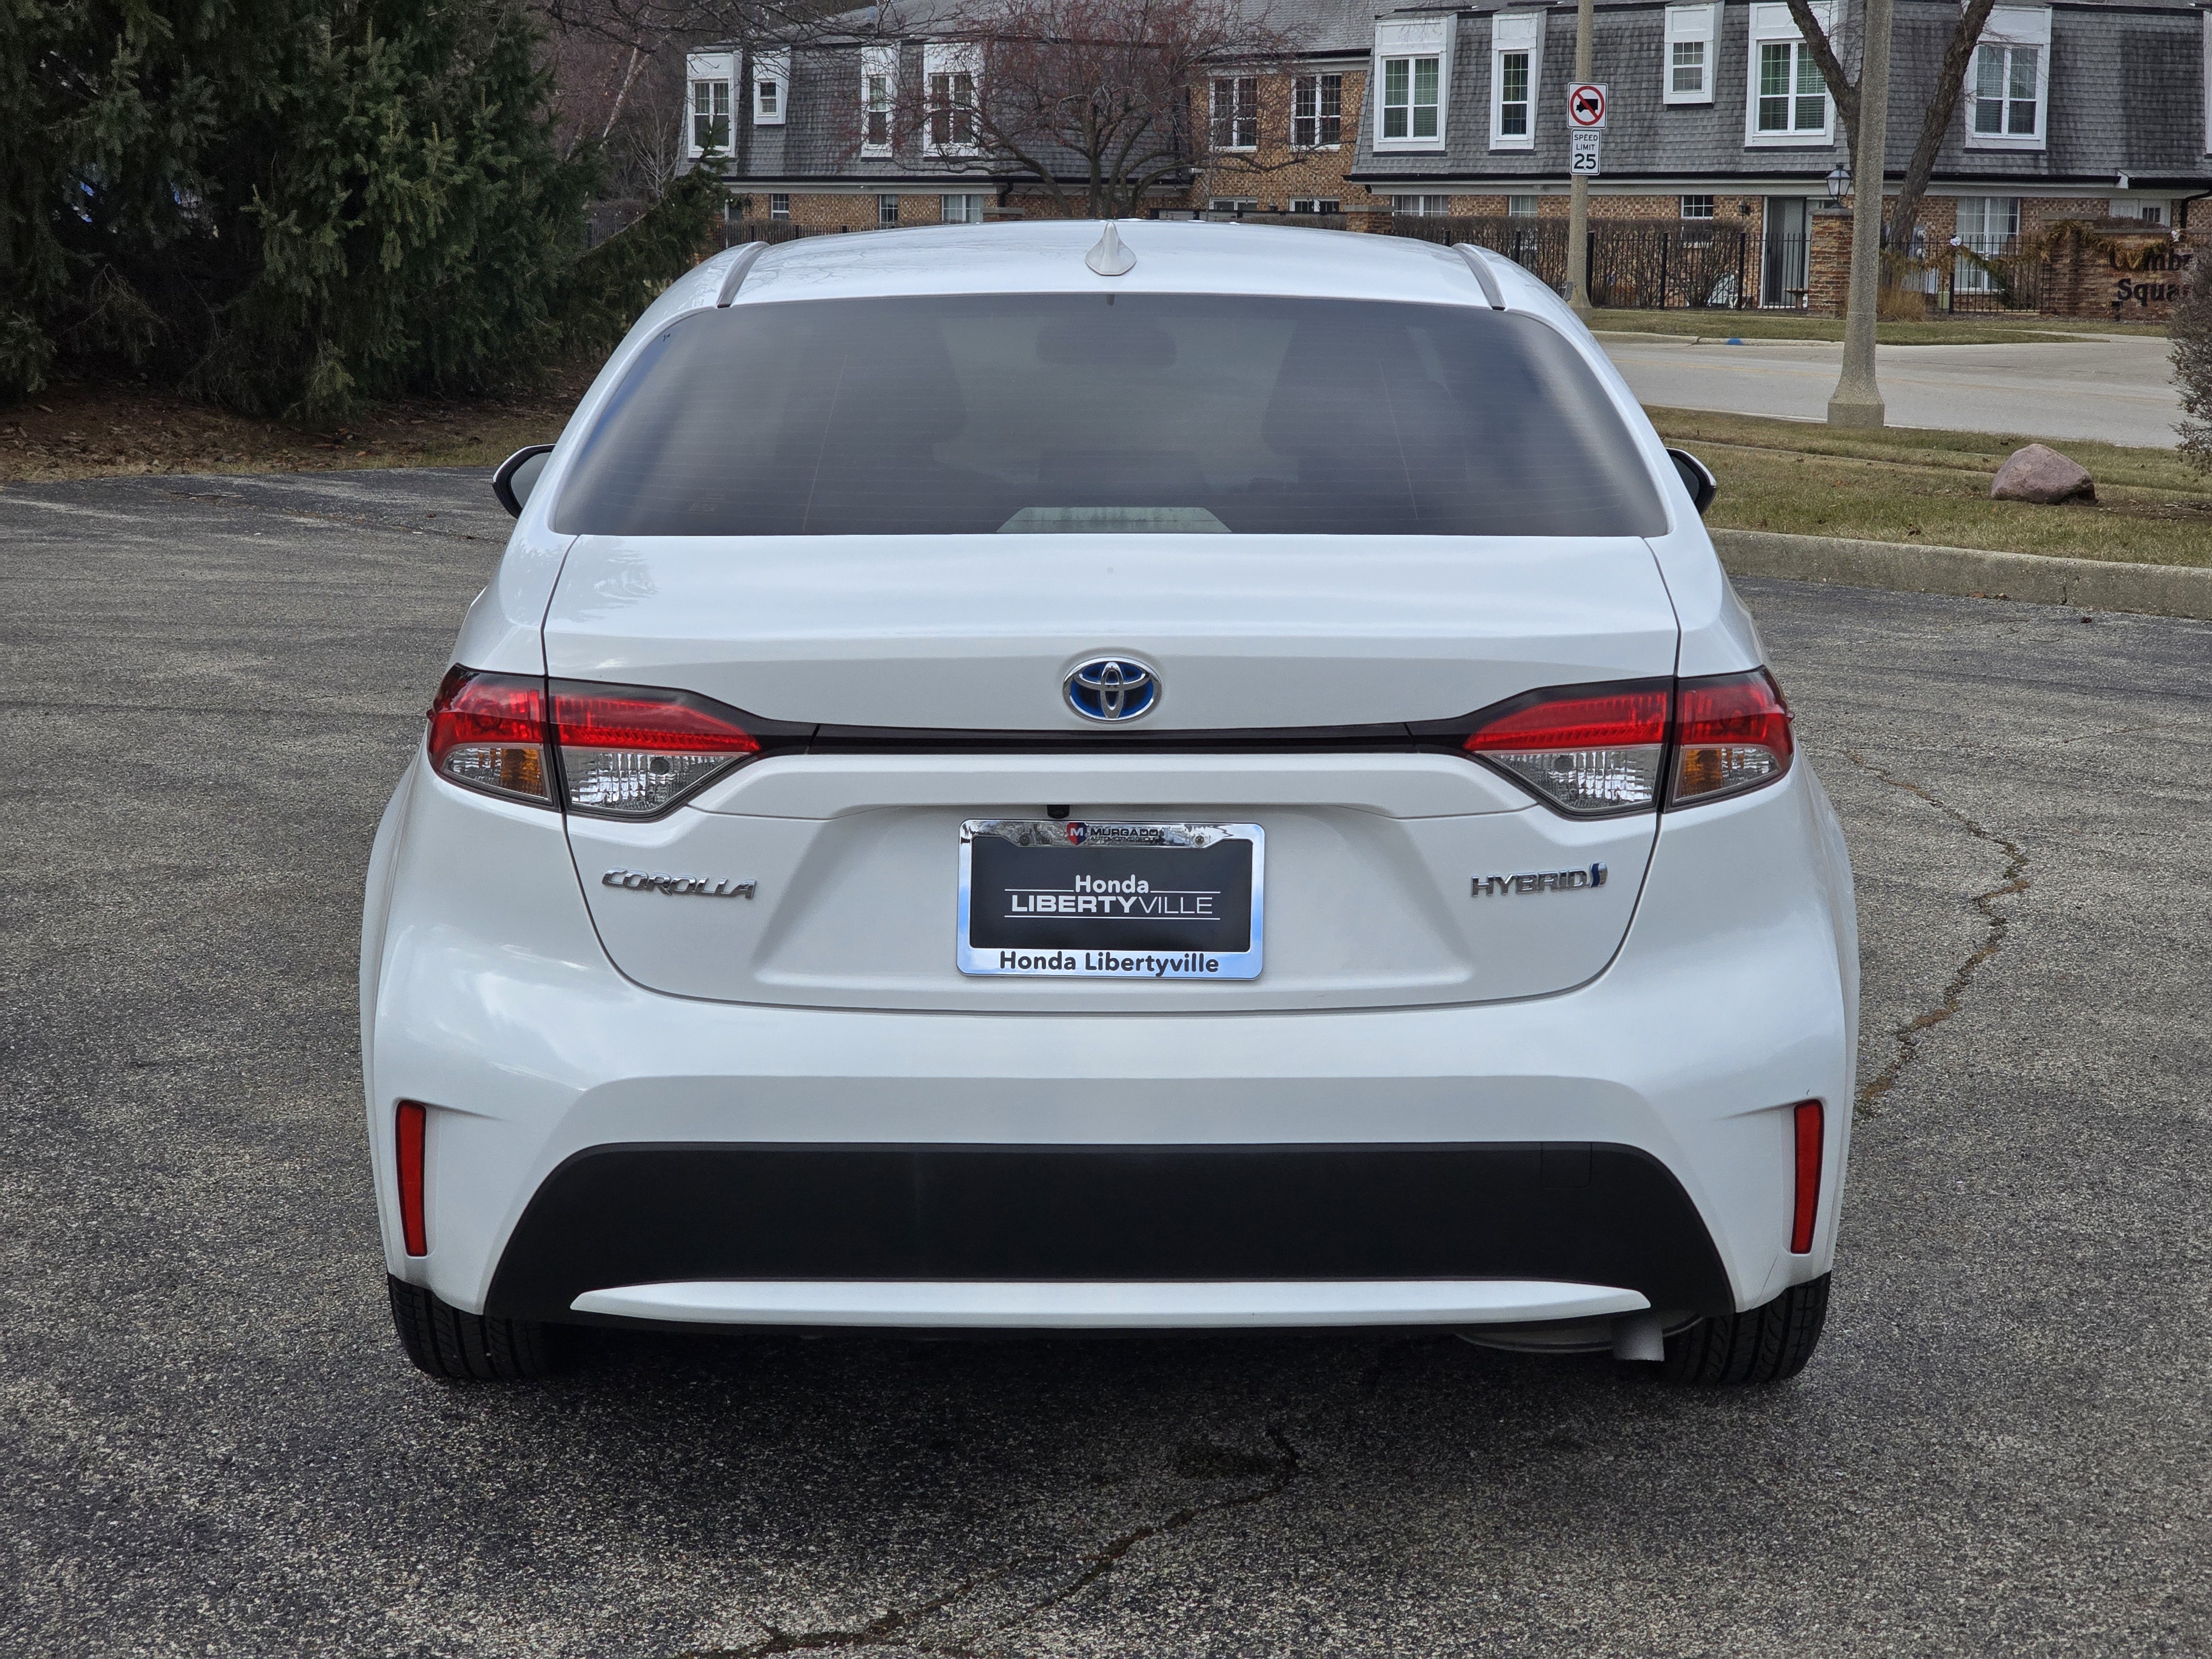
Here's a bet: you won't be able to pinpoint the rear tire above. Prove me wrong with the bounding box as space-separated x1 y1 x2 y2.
388 1276 557 1381
1663 1274 1829 1385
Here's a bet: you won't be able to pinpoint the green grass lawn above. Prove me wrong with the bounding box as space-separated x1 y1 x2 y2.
1648 407 2212 566
1598 310 2166 346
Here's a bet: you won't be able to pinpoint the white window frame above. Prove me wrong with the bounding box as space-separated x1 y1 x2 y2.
1208 196 1259 212
753 49 789 126
878 193 901 227
861 45 897 156
1374 17 1452 152
1508 194 1539 217
1680 194 1715 219
1488 12 1540 151
1210 75 1258 150
1292 73 1343 148
685 54 734 156
1964 8 2050 152
1665 4 1720 106
1289 197 1342 213
769 192 791 220
923 44 981 155
940 192 985 223
1952 195 2021 292
1390 194 1454 217
1743 4 1835 148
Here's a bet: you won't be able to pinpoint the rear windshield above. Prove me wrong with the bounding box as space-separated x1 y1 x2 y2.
552 293 1666 538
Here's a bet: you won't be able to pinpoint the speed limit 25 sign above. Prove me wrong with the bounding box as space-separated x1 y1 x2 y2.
1567 82 1608 129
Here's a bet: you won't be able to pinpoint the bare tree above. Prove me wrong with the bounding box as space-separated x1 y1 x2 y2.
904 0 1292 218
528 0 847 181
1786 0 1998 253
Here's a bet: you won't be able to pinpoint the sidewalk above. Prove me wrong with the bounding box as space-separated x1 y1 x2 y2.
1603 334 2181 448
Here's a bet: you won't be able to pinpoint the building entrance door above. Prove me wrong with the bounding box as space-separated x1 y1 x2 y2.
1762 197 1810 308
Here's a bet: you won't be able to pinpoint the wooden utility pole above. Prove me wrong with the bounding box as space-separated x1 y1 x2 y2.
1828 0 1893 426
1564 0 1595 320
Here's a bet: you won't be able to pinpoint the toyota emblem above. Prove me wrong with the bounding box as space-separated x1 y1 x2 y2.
1063 658 1158 722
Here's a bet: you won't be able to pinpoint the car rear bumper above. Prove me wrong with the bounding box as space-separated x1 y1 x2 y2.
363 753 1857 1327
569 1278 1654 1330
487 1141 1731 1321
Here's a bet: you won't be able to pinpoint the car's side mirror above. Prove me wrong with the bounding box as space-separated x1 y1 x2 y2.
1667 447 1717 517
492 445 555 518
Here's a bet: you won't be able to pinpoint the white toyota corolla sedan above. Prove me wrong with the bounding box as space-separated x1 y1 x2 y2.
363 220 1856 1386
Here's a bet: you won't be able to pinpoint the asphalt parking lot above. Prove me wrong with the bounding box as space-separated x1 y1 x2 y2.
3 468 2208 1658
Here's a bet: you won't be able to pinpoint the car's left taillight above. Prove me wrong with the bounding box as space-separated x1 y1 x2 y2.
426 666 554 805
550 680 761 816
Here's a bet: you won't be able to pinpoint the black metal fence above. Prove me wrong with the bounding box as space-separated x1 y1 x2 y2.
1942 238 2044 314
1388 215 1769 310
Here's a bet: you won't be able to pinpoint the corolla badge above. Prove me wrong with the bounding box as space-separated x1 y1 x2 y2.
602 869 755 898
1064 658 1158 722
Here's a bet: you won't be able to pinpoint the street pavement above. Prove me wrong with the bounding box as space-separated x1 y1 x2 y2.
3 469 2208 1658
1603 332 2184 447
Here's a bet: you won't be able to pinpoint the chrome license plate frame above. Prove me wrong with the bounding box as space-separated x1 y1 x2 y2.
957 819 1264 979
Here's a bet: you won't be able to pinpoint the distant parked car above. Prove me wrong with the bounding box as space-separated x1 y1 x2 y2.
364 220 1854 1385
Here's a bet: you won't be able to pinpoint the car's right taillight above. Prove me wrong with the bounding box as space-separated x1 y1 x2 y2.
1461 683 1672 816
1669 669 1794 806
426 666 554 805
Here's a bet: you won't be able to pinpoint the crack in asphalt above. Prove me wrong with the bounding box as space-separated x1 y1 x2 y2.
691 1425 1303 1658
1845 749 2031 1114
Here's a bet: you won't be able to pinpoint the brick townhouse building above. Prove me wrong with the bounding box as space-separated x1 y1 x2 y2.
681 0 1389 227
1349 0 2211 307
685 0 2209 308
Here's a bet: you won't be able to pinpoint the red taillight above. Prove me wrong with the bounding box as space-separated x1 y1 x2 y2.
1462 685 1670 815
1790 1099 1823 1254
1670 669 1793 806
396 1100 428 1256
550 681 760 816
1455 671 1793 816
426 666 552 804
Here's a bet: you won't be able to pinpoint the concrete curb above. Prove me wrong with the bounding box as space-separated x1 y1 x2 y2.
1711 529 2212 622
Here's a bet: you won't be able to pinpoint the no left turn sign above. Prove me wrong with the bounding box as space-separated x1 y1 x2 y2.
1567 82 1608 129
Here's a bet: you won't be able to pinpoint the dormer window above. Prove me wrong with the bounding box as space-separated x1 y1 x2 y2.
1488 12 1539 151
862 45 896 154
1665 4 1719 105
692 80 730 150
1743 3 1834 146
924 45 980 153
1374 16 1452 151
754 49 789 126
1964 8 2049 150
686 53 735 155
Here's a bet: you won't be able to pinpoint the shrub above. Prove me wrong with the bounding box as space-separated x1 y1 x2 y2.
2174 251 2212 473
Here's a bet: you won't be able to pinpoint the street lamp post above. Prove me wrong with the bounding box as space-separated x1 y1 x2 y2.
1564 0 1595 320
1828 0 1893 429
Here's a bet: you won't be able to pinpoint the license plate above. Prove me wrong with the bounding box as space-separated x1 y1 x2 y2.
957 820 1264 979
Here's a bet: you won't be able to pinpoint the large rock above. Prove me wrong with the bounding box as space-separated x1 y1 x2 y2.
1991 444 2096 504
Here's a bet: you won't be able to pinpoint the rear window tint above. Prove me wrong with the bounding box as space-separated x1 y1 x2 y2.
552 294 1667 537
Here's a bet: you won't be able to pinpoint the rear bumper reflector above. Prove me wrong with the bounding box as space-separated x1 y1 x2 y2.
396 1100 429 1257
1791 1100 1824 1255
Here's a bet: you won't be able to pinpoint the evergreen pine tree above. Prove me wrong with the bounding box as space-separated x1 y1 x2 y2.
1 0 719 415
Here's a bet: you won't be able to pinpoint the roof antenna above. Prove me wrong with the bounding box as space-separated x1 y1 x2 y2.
1085 221 1136 277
